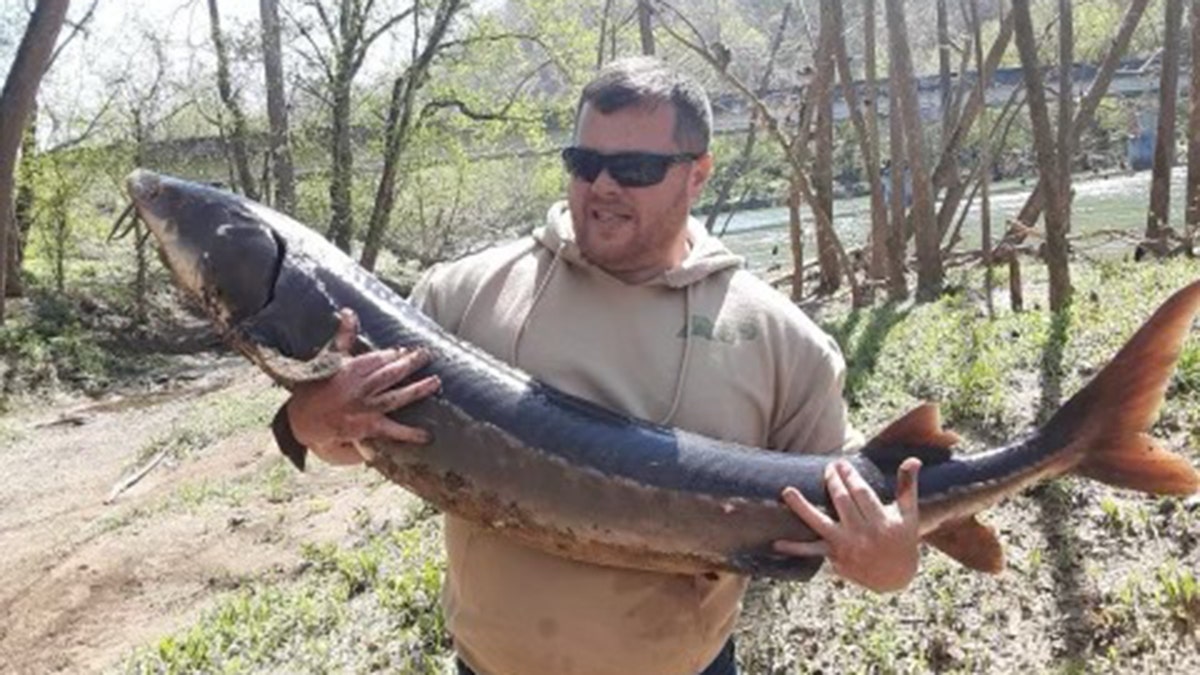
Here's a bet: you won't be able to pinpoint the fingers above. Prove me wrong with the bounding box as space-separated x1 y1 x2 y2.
372 417 433 445
773 539 829 558
366 375 441 412
895 457 922 521
360 348 433 397
825 461 866 528
333 308 358 352
837 460 886 521
780 486 835 538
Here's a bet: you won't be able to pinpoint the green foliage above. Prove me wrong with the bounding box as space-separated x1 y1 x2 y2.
1156 562 1200 634
121 518 448 674
825 258 1200 442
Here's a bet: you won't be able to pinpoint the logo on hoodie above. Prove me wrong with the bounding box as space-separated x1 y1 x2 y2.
678 314 759 344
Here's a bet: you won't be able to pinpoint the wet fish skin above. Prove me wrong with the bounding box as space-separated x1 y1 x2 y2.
126 169 1200 579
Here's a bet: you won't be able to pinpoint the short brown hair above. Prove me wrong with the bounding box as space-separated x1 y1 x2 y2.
576 57 712 154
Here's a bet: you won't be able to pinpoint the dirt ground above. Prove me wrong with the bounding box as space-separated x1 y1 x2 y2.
0 355 422 674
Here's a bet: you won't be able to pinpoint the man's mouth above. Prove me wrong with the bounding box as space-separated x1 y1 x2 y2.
590 207 633 224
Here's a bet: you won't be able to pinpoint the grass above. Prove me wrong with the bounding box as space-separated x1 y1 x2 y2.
127 385 285 469
117 514 449 674
108 257 1200 673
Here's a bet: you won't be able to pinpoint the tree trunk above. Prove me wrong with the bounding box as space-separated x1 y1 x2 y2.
1187 0 1200 240
1057 0 1073 235
362 0 463 271
703 3 789 234
1012 0 1071 311
964 0 993 314
829 0 884 302
637 0 655 56
597 0 614 69
207 0 258 201
887 44 909 301
328 75 355 251
936 0 957 190
1014 0 1151 227
884 0 940 301
863 0 890 285
7 103 36 299
788 178 804 301
1147 0 1184 239
932 10 1014 191
260 0 295 213
813 0 839 295
0 0 69 321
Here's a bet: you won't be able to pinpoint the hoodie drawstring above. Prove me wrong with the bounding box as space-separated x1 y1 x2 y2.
511 241 565 367
658 283 693 426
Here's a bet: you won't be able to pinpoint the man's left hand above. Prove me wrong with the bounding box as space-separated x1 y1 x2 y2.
773 458 921 593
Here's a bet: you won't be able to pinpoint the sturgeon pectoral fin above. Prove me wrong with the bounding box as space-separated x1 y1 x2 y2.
923 516 1004 573
249 343 344 387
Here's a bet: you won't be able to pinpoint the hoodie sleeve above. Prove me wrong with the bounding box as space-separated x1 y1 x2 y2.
765 311 862 456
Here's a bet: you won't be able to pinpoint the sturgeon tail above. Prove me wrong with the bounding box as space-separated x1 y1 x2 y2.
906 281 1200 574
1041 279 1200 496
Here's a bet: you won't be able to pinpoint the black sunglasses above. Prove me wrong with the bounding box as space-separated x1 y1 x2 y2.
561 147 702 188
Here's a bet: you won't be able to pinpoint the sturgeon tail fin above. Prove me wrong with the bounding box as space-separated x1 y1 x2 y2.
1044 280 1200 496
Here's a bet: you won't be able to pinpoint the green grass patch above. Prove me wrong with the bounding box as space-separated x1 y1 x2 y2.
128 386 285 468
118 517 449 674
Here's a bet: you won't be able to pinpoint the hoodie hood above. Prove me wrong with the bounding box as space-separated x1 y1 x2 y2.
534 201 743 288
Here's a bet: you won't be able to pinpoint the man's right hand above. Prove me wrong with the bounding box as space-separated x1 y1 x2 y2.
286 308 441 465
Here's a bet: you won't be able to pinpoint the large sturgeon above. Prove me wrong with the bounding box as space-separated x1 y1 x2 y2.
125 169 1200 580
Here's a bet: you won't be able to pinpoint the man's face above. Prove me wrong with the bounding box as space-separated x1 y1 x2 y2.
567 102 712 282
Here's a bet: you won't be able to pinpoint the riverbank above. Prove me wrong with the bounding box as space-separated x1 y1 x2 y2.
1 257 1198 673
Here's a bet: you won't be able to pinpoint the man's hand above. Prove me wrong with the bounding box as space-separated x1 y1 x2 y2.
286 309 441 465
773 458 921 593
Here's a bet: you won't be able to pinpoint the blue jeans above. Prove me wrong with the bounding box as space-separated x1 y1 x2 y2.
455 637 737 675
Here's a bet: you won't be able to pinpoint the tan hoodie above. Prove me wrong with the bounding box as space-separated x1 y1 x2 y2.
410 202 855 675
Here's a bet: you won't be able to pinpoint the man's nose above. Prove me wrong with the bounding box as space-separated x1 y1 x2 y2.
590 168 621 194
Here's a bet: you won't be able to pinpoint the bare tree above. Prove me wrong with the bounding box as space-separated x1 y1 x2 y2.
885 0 941 301
1057 0 1072 237
289 0 415 252
637 0 655 55
1147 0 1184 240
937 0 956 190
207 0 259 201
862 0 893 290
657 2 864 305
597 0 615 69
260 0 295 213
360 0 467 270
884 7 908 300
1012 0 1071 311
0 0 69 322
1013 0 1151 227
1188 0 1200 243
969 0 994 316
813 0 839 294
702 3 790 235
829 0 885 302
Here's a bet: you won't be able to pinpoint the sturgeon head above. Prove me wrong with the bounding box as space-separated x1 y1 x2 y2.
125 169 344 383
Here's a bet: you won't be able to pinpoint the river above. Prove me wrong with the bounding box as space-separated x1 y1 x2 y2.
717 167 1192 274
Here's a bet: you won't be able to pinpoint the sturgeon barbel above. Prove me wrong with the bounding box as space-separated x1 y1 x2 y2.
125 169 1200 580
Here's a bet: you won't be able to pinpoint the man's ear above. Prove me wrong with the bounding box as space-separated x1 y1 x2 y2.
688 152 715 200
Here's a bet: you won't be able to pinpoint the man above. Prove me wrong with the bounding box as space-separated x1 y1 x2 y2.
276 57 921 675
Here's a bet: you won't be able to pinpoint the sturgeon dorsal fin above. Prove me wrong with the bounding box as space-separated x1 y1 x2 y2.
924 516 1004 573
861 404 959 469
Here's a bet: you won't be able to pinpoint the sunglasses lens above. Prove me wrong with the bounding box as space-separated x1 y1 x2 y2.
562 148 603 182
562 148 690 187
608 155 670 187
